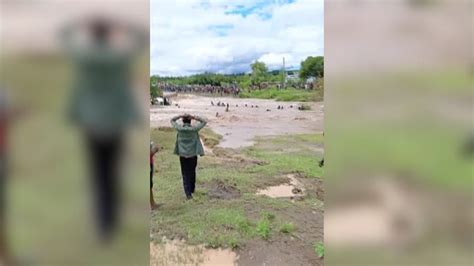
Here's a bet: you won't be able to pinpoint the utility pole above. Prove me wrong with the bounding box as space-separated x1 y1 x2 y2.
281 57 286 89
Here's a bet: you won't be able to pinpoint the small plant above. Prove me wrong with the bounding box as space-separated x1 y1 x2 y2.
228 238 240 249
279 222 295 234
237 219 252 235
256 219 271 239
207 236 222 248
260 211 275 221
314 241 324 258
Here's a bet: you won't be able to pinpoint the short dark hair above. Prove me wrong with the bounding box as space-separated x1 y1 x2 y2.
182 116 191 124
90 19 111 42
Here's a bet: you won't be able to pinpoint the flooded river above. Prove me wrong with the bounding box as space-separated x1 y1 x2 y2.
150 94 324 148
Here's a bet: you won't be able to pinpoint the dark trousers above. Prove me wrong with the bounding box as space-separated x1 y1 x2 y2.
0 156 6 235
85 134 123 241
150 164 154 189
179 156 197 197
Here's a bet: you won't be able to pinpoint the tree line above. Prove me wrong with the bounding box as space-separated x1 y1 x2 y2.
150 56 323 98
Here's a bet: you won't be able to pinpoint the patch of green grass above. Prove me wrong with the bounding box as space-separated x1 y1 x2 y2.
327 124 473 189
256 218 271 239
260 211 276 221
314 241 324 258
293 134 324 143
244 146 323 179
335 69 472 97
240 87 322 102
206 234 241 249
228 237 241 249
200 128 223 148
279 222 295 234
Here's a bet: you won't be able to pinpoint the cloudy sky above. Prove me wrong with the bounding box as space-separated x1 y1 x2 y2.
151 0 324 76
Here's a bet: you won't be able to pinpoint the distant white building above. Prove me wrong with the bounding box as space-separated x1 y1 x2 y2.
286 70 299 80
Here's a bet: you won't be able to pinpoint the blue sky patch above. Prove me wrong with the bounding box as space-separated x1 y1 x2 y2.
208 24 234 36
225 0 295 19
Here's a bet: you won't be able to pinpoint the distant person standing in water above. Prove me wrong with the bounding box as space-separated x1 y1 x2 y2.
170 114 207 200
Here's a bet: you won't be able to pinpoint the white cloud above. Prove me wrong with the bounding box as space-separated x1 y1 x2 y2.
151 0 323 76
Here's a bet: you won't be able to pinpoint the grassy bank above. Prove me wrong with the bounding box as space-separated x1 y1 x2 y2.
239 87 323 102
150 127 324 259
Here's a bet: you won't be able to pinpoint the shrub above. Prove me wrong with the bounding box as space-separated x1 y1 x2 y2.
256 219 271 239
314 241 324 258
279 222 295 234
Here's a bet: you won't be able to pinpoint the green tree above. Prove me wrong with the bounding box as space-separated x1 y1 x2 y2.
250 60 268 86
150 76 161 99
299 56 324 80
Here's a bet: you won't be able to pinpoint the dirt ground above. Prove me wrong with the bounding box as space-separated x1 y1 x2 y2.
150 94 324 148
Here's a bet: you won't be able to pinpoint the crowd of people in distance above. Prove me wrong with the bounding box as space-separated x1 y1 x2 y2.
158 83 241 96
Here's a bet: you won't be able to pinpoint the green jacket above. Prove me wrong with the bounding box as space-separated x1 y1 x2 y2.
171 115 207 157
62 24 145 136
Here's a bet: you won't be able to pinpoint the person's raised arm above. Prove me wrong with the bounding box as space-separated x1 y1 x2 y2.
60 20 83 54
170 115 183 129
192 115 208 131
122 23 147 55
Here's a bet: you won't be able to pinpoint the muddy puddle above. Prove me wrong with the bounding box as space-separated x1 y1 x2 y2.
325 179 424 247
150 94 324 149
150 239 238 266
256 174 305 198
206 179 241 200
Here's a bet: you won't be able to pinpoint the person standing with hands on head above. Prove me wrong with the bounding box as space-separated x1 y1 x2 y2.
170 114 207 200
61 17 145 242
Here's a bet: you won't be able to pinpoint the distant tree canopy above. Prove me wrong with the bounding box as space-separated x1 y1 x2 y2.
250 60 268 85
150 76 161 99
151 56 324 95
299 56 324 79
153 72 248 87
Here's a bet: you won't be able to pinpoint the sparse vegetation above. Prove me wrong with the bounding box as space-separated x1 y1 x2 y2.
279 222 295 234
260 211 276 221
150 128 324 252
256 218 271 239
314 241 324 258
200 128 223 148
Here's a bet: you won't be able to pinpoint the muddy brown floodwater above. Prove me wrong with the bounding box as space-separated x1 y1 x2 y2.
256 174 305 198
150 239 238 266
150 94 324 148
